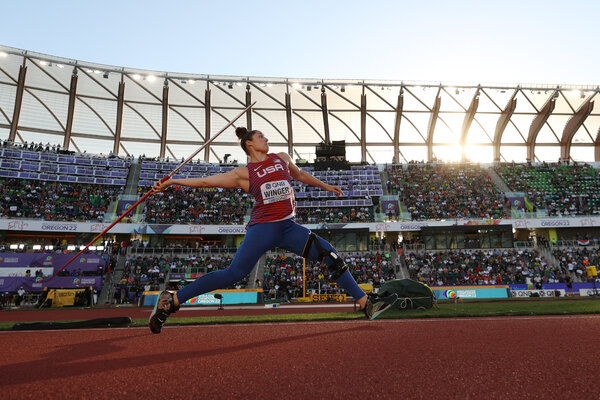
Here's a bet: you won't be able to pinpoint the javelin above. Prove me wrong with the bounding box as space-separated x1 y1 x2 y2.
47 102 256 281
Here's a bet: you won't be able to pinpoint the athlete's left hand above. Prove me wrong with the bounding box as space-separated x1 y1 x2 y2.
324 184 344 198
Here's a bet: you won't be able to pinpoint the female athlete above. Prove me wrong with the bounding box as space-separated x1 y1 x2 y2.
148 127 397 333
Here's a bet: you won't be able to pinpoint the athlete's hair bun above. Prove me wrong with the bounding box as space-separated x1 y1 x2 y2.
235 127 248 140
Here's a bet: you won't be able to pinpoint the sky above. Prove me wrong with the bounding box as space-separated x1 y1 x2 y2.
1 0 599 86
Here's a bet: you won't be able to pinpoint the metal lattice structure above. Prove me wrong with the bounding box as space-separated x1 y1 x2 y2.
1 45 599 164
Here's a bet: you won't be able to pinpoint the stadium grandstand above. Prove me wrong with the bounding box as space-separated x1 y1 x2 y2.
0 44 599 308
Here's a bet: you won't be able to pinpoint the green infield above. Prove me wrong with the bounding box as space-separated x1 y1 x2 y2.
2 298 599 331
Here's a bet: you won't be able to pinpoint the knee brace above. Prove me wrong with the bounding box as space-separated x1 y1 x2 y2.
302 232 348 281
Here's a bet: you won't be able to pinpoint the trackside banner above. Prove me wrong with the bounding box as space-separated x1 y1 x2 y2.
510 289 566 297
0 252 106 272
2 215 600 234
0 276 102 292
143 289 261 306
432 286 509 299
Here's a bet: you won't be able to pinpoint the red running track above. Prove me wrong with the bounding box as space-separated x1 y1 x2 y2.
1 315 598 399
0 304 358 322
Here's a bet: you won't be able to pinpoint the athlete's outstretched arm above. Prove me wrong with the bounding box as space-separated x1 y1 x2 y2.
152 167 250 193
278 152 344 197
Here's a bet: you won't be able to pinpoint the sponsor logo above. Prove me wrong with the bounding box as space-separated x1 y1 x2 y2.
398 224 425 231
310 293 347 302
256 163 284 178
540 220 570 227
80 258 86 263
188 226 206 234
0 257 3 263
375 223 391 232
510 290 564 297
514 220 530 229
41 224 77 231
46 256 53 262
217 227 247 234
73 278 81 285
8 221 29 230
580 218 594 227
444 290 457 299
35 277 43 283
464 220 501 226
91 223 110 232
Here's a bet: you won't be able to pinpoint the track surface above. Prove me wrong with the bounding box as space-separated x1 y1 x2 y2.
1 315 598 399
0 304 356 322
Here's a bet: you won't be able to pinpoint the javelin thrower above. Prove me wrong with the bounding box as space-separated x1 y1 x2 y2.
148 127 398 333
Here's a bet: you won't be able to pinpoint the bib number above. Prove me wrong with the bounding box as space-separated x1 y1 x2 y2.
260 180 292 204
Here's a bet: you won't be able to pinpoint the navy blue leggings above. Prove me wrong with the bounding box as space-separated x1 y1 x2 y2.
177 219 366 303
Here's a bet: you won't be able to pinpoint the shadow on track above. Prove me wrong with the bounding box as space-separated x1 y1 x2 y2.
2 324 379 385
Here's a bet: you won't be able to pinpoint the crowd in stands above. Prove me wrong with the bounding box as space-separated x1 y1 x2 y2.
405 249 565 286
143 187 252 224
495 162 600 216
114 254 247 305
294 206 373 224
553 247 600 282
387 164 508 221
2 139 134 161
262 252 396 300
0 178 121 221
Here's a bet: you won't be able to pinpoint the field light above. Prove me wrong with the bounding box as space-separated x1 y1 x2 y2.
0 51 8 57
97 245 104 251
32 245 41 250
67 245 76 251
292 83 301 89
133 74 142 80
147 75 156 82
45 245 54 250
10 244 18 249
18 244 25 249
89 246 97 251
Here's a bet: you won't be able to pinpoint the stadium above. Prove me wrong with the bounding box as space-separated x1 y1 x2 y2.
1 14 600 399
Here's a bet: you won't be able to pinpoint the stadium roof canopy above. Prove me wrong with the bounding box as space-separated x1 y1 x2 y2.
1 45 599 164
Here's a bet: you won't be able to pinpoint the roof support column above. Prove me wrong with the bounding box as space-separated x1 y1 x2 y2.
460 88 479 161
245 85 253 130
426 96 441 162
560 98 594 161
8 64 27 143
285 91 293 156
321 87 330 144
63 69 78 150
595 128 600 162
493 92 517 162
113 78 125 155
392 88 403 164
360 91 367 163
527 92 556 162
204 87 211 162
159 80 169 160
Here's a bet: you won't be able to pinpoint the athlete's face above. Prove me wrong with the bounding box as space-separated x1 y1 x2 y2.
248 131 269 153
